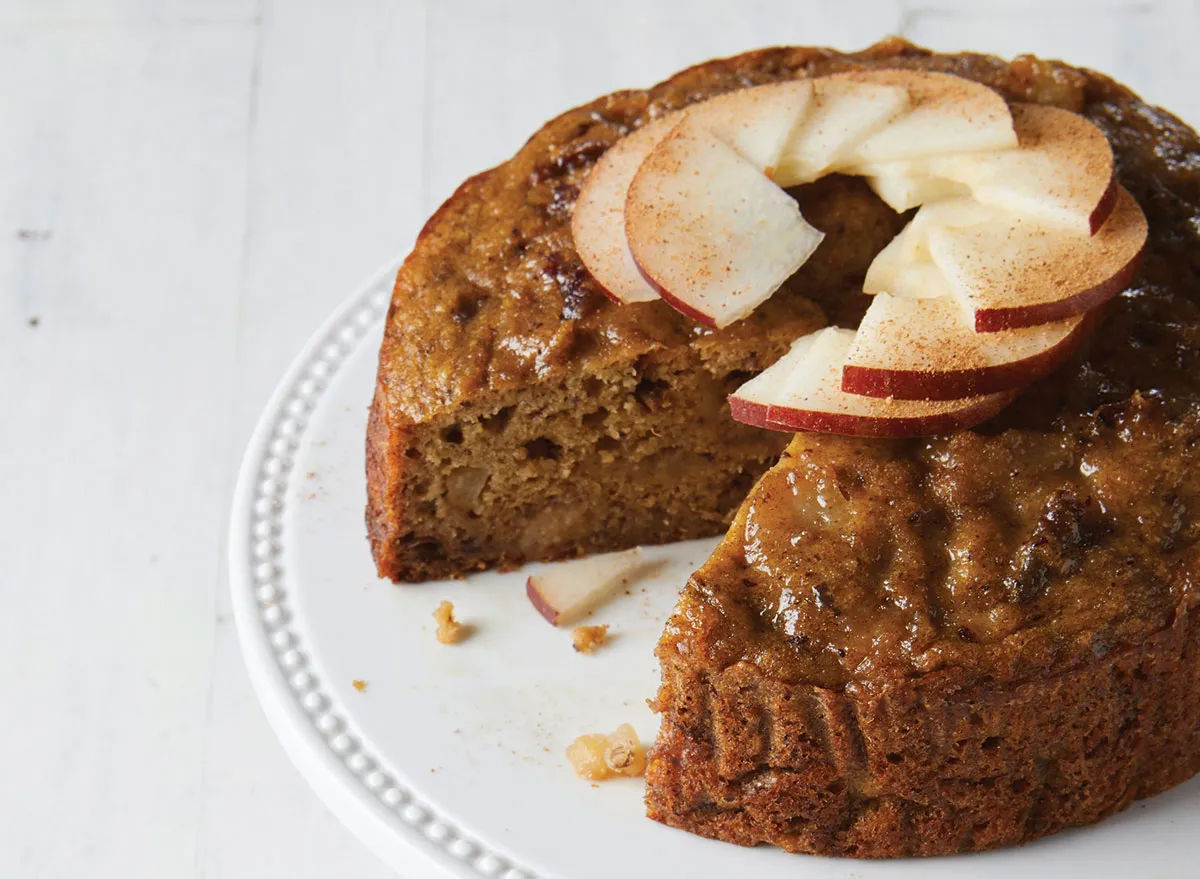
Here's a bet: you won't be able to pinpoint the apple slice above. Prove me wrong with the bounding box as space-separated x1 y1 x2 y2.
931 103 1116 235
573 83 810 305
727 333 822 429
863 197 1022 296
842 284 1092 400
730 327 1017 437
929 185 1147 331
859 160 969 211
857 104 1117 234
687 80 813 172
525 547 648 626
843 70 1016 165
571 114 680 304
626 117 824 328
772 77 910 185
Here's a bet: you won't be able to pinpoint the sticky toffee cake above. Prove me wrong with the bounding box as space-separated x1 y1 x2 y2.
367 39 1200 856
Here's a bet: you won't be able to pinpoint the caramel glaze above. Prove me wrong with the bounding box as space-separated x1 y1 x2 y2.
675 401 1200 692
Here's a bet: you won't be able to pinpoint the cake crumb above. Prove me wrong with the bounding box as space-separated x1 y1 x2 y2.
566 723 646 780
433 600 470 644
352 679 368 692
572 624 610 654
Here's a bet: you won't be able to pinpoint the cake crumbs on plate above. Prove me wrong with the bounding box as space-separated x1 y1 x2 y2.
433 600 471 644
352 679 368 692
566 723 646 781
572 624 610 654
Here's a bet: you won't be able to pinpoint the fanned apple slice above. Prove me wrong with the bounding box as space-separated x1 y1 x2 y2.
571 115 680 304
843 70 1017 165
862 167 967 212
730 327 1017 437
858 105 1117 234
931 103 1116 235
727 333 822 429
573 83 810 305
773 77 909 185
627 118 824 328
930 185 1147 331
688 80 813 171
842 286 1091 400
863 208 993 297
732 327 1019 436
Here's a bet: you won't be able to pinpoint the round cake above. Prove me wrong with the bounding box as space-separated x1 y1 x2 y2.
367 39 1200 856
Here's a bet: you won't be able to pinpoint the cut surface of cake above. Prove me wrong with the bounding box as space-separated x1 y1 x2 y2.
367 38 1200 856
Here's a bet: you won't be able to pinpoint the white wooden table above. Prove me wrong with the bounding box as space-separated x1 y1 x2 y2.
3 1 1197 876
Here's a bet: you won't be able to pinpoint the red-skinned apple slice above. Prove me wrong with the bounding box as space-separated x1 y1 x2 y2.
930 185 1147 331
930 103 1116 235
727 333 821 429
571 114 680 304
843 70 1017 165
857 104 1117 234
842 280 1093 400
627 116 824 329
730 327 1017 437
525 547 648 626
573 83 811 305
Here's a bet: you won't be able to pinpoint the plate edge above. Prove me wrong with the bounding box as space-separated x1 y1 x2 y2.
227 259 541 879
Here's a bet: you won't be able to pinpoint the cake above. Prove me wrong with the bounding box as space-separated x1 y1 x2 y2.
367 38 1200 855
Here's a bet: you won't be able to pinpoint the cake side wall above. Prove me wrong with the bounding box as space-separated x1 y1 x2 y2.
647 597 1200 857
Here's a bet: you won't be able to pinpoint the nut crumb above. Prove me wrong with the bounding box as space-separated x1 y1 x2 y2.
572 624 610 654
352 679 367 692
566 723 646 780
433 600 470 644
27 316 39 327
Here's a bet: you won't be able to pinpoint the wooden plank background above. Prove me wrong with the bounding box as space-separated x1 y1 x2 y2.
2 1 1196 876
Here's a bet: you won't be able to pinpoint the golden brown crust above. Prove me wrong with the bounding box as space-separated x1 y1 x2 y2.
648 595 1200 857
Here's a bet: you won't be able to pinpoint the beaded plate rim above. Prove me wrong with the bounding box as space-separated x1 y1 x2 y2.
228 259 540 879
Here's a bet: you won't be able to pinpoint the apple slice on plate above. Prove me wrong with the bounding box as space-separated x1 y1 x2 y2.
730 327 1017 437
627 114 825 328
842 280 1092 400
929 185 1147 331
571 115 680 304
842 70 1017 165
525 547 649 626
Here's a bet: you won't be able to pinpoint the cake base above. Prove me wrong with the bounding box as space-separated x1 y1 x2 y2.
648 600 1200 857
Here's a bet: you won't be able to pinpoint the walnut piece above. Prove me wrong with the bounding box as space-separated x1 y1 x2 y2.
433 600 468 644
566 723 646 780
571 624 610 654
